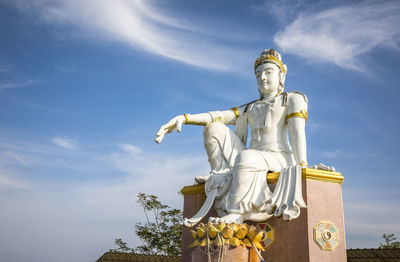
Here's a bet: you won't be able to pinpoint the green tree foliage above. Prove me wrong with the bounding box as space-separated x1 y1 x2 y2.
111 193 182 256
112 238 134 253
379 233 400 248
134 193 182 256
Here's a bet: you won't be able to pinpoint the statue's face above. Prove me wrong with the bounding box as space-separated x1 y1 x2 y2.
255 62 280 97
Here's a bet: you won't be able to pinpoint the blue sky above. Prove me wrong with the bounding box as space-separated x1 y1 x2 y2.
1 0 400 261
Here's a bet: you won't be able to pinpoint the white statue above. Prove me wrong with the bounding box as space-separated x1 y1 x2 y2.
156 49 307 226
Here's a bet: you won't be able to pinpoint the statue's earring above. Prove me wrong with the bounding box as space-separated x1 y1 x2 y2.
279 74 285 91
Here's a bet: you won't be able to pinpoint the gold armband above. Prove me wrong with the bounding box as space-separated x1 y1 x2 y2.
183 114 205 126
231 107 240 118
286 109 308 122
184 114 189 125
299 161 308 167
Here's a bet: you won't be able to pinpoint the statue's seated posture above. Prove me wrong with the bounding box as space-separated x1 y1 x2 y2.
156 49 307 226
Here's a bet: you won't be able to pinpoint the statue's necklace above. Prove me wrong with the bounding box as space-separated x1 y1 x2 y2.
256 98 277 129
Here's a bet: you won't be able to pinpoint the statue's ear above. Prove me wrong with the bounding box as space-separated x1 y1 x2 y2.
280 71 286 85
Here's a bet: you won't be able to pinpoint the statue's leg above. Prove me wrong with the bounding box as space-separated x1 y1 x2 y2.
203 121 245 173
185 121 245 226
220 150 270 222
216 150 289 223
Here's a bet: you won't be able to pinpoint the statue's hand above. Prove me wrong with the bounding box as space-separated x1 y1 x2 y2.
155 115 185 144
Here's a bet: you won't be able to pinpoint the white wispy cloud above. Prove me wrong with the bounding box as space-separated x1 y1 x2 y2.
51 136 78 150
343 187 400 247
0 64 13 73
0 173 31 189
251 0 309 25
0 151 36 166
119 143 142 155
274 1 400 70
0 79 37 91
11 0 251 72
0 63 37 91
0 135 208 261
322 149 342 158
79 149 207 215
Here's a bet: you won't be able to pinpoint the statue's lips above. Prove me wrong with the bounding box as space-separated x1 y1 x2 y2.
259 83 271 89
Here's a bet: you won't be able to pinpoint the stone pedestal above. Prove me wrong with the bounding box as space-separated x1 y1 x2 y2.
180 168 347 262
191 245 261 262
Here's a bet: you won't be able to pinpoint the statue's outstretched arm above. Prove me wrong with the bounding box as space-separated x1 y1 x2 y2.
287 93 308 167
155 109 237 144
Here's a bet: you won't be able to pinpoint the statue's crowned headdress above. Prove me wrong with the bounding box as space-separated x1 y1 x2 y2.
254 49 287 74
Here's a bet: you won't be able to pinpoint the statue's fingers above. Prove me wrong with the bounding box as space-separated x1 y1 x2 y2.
165 123 176 134
176 120 183 132
155 134 164 144
157 120 174 134
160 119 174 132
156 125 168 136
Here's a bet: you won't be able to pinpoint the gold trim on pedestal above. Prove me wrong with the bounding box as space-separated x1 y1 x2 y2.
267 168 343 184
180 168 343 195
180 184 205 195
302 168 344 184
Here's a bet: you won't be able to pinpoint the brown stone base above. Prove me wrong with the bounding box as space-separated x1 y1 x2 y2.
180 168 347 262
191 245 261 262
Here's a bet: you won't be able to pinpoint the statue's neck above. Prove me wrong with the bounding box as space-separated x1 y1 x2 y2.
260 90 280 100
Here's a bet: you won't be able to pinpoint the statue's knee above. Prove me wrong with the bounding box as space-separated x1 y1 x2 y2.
203 121 226 139
235 149 264 167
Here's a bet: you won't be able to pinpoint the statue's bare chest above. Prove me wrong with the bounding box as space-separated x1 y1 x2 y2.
247 99 286 129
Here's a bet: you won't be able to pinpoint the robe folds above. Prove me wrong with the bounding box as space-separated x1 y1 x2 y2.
203 120 306 221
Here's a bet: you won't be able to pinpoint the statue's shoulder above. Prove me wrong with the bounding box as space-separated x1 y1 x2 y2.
286 91 308 103
239 98 260 113
285 92 308 112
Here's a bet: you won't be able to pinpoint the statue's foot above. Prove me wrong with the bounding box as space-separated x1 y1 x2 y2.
195 169 233 184
195 175 211 184
209 214 243 224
